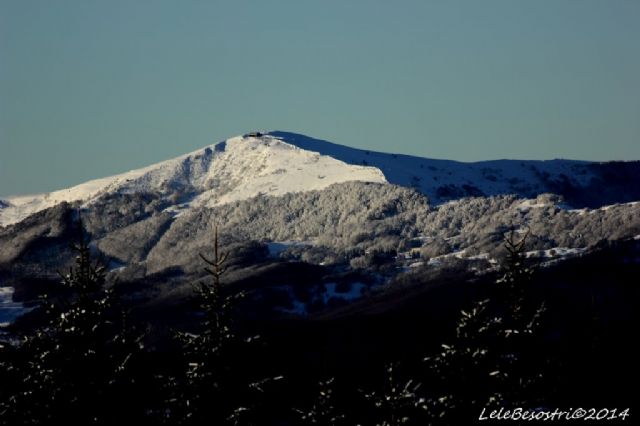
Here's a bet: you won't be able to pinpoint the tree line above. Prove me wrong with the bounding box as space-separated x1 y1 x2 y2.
0 221 602 425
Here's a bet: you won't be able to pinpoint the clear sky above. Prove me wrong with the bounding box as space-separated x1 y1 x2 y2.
1 0 639 196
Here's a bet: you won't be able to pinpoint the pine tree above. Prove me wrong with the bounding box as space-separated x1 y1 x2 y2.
493 230 546 405
294 377 346 426
361 363 428 426
424 299 502 420
165 225 275 425
424 229 546 423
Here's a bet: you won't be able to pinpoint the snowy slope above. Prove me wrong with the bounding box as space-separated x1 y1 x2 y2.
269 132 595 201
0 134 386 227
1 130 639 227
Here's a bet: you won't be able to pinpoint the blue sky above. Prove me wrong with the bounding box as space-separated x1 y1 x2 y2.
1 0 639 196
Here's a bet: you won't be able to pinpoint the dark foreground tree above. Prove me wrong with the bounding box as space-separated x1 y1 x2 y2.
0 220 144 425
162 225 279 425
360 363 428 426
424 229 547 423
294 377 346 426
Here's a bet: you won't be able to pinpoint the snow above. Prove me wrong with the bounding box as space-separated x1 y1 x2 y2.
427 249 467 266
427 250 500 267
525 247 587 259
0 134 387 227
278 299 308 316
203 136 386 207
108 259 127 273
568 208 588 215
425 246 587 267
0 130 623 227
466 253 490 260
566 201 640 217
268 131 595 203
266 241 313 257
517 199 551 211
0 287 30 327
321 282 366 304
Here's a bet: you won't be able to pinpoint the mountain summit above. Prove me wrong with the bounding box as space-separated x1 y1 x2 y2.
0 133 386 227
2 131 639 227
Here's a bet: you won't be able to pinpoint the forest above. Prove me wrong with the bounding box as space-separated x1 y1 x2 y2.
1 216 638 425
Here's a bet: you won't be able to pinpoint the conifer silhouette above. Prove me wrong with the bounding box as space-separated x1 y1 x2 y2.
166 224 275 425
361 363 428 426
294 377 346 426
0 217 144 425
424 228 547 423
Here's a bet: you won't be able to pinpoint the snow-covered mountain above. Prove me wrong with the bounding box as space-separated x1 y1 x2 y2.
1 131 639 325
2 130 639 228
0 133 386 227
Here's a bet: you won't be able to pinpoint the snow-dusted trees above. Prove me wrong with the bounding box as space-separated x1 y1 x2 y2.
423 230 547 423
134 183 640 275
294 378 346 426
137 182 430 272
0 220 144 424
361 364 428 426
44 180 640 278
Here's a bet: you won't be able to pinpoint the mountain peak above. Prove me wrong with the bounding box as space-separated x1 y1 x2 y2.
2 131 640 227
0 132 388 226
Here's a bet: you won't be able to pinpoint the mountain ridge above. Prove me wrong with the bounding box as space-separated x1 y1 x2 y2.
2 130 640 228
